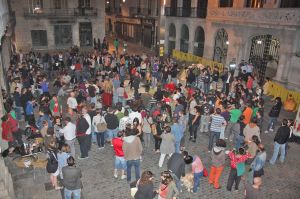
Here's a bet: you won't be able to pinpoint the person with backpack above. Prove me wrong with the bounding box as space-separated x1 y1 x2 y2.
92 108 107 149
46 139 62 190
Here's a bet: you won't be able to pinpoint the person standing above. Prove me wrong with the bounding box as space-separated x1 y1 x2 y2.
191 154 204 193
269 119 290 165
76 109 90 159
112 131 127 179
209 139 226 189
188 94 197 140
225 104 242 140
171 118 184 153
265 97 282 133
249 144 266 183
208 108 226 152
62 156 83 199
114 38 119 54
123 129 143 183
82 106 92 151
46 140 62 190
92 109 107 149
60 117 76 157
189 106 201 143
158 126 175 168
105 107 119 144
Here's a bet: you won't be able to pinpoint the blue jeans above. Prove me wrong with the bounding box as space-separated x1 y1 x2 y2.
126 159 141 182
115 156 127 170
170 172 182 192
204 83 210 94
118 96 126 107
175 141 181 154
64 188 81 199
96 132 105 147
269 142 286 164
106 128 118 141
267 117 277 130
235 135 245 150
208 131 220 151
193 171 203 192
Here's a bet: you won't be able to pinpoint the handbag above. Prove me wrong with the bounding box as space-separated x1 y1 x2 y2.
96 117 107 132
46 151 58 173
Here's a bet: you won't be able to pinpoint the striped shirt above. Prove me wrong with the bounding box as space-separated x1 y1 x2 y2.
210 114 225 132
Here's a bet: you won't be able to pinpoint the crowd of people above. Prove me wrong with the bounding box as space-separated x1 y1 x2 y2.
0 40 298 199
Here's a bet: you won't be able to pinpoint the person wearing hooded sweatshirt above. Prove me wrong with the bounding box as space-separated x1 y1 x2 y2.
209 139 226 189
265 97 282 133
123 128 143 183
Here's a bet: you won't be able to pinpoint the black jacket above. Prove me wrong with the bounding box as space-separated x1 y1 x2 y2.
62 166 83 190
274 126 290 144
105 113 119 129
134 183 156 199
76 116 89 136
269 101 282 117
167 153 185 178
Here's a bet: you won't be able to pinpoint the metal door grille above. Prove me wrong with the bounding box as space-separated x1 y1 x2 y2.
213 28 228 64
249 35 280 81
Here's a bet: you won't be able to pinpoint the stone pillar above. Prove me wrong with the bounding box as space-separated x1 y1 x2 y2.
73 23 80 46
203 23 215 60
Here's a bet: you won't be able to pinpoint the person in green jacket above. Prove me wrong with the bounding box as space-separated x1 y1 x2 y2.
114 38 119 54
49 95 62 117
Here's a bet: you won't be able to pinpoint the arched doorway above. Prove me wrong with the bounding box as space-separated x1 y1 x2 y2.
168 23 176 55
193 26 205 56
213 28 228 64
249 35 280 81
180 24 189 53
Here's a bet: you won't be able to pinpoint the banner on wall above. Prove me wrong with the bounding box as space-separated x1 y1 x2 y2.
172 49 224 72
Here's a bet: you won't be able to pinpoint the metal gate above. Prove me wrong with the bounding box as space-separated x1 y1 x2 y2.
249 35 280 81
213 29 228 65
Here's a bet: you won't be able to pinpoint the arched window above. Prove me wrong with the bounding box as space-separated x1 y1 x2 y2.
193 26 205 56
180 24 189 53
213 28 228 64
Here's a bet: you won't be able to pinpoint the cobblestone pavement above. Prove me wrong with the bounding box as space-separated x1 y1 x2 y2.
4 94 300 199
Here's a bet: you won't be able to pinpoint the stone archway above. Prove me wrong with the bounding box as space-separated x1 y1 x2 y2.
193 26 205 56
168 23 176 55
213 28 228 64
180 24 189 53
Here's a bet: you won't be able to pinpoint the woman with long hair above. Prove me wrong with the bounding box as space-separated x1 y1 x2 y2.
158 171 179 199
46 139 62 190
134 171 157 199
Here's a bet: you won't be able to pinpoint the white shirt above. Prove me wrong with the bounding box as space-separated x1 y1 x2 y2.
83 114 92 135
60 122 76 141
92 114 106 132
189 100 197 115
67 97 78 109
119 116 130 131
129 111 142 125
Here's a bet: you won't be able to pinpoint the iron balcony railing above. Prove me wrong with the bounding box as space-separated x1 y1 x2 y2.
129 7 152 17
105 7 122 15
165 7 207 18
24 8 97 18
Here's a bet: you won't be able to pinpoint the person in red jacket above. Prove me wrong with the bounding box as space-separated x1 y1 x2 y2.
1 115 14 148
112 131 126 180
7 113 23 146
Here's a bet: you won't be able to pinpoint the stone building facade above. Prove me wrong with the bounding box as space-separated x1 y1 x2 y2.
11 0 105 51
105 0 162 49
164 0 300 90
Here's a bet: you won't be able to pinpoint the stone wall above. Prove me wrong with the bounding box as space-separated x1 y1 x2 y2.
0 158 15 199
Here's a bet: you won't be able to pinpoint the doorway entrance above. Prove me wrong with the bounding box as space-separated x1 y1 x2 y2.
79 22 93 46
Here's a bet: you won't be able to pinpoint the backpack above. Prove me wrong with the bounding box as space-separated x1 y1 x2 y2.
96 117 107 133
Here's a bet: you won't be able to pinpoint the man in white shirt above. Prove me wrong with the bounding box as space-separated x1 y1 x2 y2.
60 117 76 157
67 92 78 111
82 106 92 151
128 107 142 126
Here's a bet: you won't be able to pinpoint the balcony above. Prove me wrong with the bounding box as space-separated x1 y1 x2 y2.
24 8 97 18
165 7 207 18
129 7 152 17
105 7 121 15
207 8 300 27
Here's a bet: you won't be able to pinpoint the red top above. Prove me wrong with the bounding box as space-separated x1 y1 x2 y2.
2 121 13 142
247 77 253 89
165 82 176 93
8 114 18 132
112 138 124 157
228 151 250 169
75 63 82 71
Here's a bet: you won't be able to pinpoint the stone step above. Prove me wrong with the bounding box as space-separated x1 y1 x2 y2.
0 181 10 199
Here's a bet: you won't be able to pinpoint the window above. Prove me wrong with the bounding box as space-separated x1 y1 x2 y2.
280 0 300 8
29 0 43 9
246 0 264 8
54 25 72 46
219 0 234 7
31 30 47 47
79 0 91 8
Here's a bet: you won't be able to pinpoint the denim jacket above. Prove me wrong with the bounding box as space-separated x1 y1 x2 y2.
251 151 266 171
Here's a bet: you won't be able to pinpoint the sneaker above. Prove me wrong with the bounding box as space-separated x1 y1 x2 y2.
98 147 104 150
114 172 118 178
264 130 269 134
208 150 211 153
78 156 89 160
121 175 127 180
192 139 196 143
270 129 274 132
